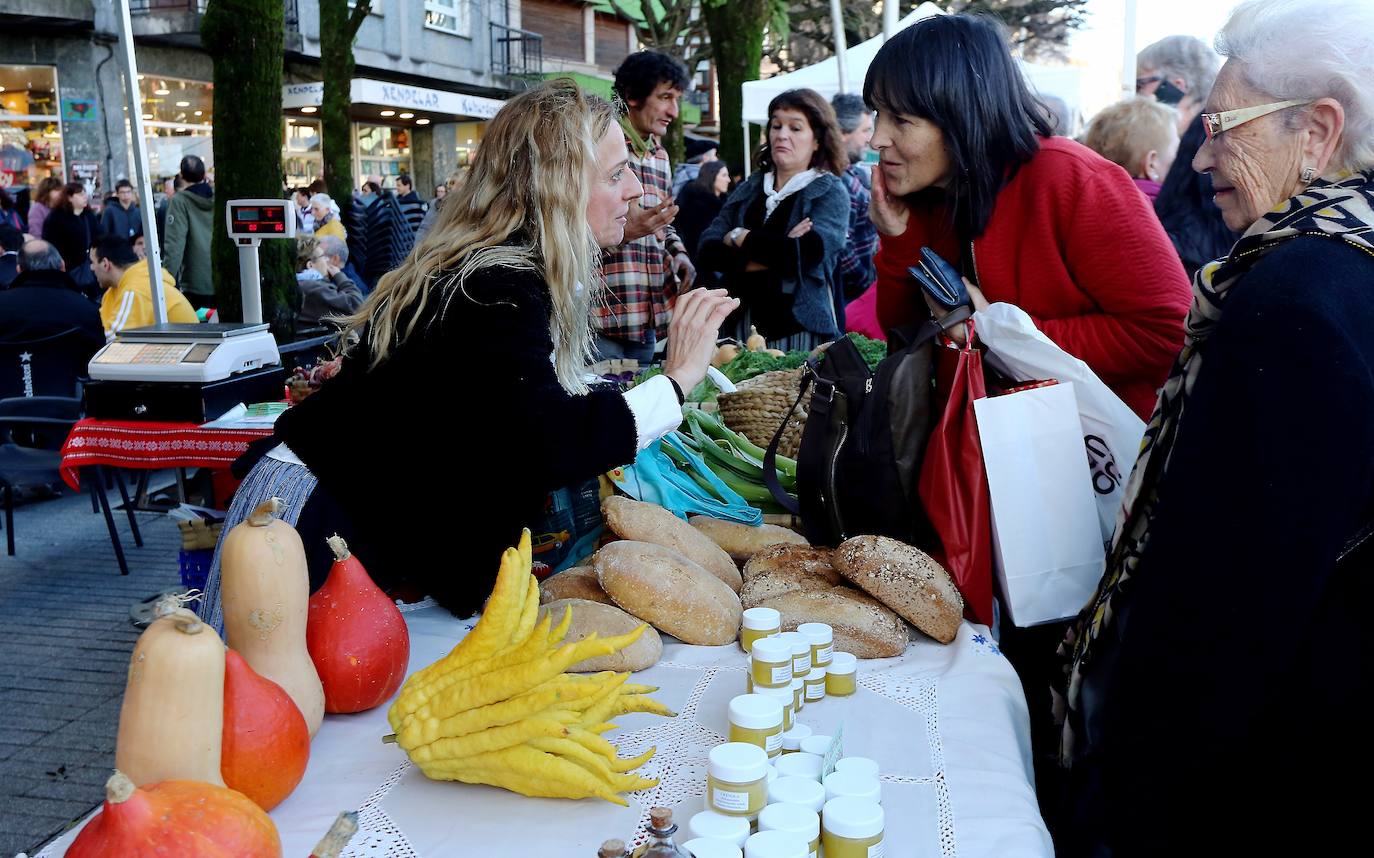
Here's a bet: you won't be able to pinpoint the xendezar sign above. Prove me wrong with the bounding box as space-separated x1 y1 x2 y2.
281 79 504 120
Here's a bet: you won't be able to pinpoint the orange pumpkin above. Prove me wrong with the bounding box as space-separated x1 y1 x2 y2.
67 771 281 857
222 648 311 811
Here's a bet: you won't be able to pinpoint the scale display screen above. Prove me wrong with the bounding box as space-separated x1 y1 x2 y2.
230 204 289 235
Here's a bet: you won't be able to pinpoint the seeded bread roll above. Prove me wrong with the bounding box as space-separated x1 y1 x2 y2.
687 515 809 563
833 535 964 644
538 599 663 672
538 565 612 606
595 540 742 646
760 586 909 659
603 497 742 592
740 565 841 610
742 544 843 585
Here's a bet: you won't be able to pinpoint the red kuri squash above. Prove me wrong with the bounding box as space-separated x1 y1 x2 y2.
67 771 281 857
222 648 310 811
306 535 410 713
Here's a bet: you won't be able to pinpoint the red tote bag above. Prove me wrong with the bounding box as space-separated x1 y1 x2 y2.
918 327 995 626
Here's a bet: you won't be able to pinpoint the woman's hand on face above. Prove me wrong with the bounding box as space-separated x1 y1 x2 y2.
869 167 910 236
926 278 990 346
663 288 740 394
787 217 813 239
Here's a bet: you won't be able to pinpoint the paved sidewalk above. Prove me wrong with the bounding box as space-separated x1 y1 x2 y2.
0 485 182 856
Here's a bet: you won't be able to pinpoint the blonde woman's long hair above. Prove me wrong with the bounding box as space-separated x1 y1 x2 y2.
339 79 616 394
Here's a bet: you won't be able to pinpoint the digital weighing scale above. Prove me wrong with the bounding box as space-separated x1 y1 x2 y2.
85 200 297 422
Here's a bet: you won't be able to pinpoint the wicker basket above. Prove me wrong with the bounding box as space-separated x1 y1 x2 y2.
716 368 807 458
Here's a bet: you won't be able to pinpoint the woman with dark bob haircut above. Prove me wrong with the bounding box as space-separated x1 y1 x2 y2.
698 88 852 348
866 14 1191 420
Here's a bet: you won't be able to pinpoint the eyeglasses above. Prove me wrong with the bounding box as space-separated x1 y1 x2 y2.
1202 99 1312 141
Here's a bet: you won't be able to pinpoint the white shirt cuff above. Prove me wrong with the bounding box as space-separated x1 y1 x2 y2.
621 375 684 451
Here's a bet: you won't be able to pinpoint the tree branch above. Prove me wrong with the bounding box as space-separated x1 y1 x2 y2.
347 0 372 38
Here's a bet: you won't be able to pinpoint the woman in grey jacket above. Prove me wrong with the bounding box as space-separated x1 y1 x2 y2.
698 89 851 348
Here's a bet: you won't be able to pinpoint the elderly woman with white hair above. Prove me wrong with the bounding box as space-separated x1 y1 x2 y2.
308 192 346 241
1055 1 1374 854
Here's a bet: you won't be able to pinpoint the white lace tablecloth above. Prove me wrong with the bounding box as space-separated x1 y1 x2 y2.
37 601 1051 857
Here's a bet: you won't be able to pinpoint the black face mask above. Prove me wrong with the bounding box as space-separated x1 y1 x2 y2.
1155 79 1186 106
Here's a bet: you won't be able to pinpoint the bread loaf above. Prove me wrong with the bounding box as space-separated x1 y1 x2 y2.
595 540 742 646
538 565 612 605
760 586 909 659
537 599 663 672
740 566 839 610
833 535 964 644
688 515 808 562
603 497 742 592
742 544 842 585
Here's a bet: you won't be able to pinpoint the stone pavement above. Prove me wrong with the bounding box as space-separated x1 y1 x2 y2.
0 483 182 856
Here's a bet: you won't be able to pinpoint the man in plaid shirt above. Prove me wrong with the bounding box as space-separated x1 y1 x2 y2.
595 52 697 363
832 94 879 304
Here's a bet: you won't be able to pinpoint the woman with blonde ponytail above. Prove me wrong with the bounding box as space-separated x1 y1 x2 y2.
196 80 737 628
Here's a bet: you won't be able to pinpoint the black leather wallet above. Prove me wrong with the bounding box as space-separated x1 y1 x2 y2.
908 247 970 310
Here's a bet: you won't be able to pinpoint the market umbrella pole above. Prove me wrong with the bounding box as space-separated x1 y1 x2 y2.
883 0 898 41
113 0 168 325
830 0 849 93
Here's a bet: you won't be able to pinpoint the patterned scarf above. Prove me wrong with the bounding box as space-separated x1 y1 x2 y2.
1057 169 1374 766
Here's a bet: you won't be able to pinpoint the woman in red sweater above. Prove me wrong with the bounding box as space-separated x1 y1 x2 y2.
866 15 1191 419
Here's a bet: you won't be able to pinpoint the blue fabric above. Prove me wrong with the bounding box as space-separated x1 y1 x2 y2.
613 433 762 524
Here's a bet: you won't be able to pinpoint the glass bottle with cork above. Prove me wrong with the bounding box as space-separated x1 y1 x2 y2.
630 807 692 857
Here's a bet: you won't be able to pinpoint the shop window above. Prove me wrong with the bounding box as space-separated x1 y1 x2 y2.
138 75 214 179
283 117 323 189
356 124 412 188
425 0 471 38
0 65 64 191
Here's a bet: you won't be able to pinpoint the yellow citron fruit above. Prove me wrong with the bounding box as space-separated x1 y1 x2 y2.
387 529 673 804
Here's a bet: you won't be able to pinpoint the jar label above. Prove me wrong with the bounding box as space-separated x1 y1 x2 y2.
765 731 782 753
806 682 825 701
869 840 885 858
794 655 811 673
817 643 833 663
772 664 793 685
711 786 750 812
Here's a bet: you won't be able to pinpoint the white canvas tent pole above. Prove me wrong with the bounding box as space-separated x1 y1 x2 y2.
830 0 849 93
113 0 168 325
1122 0 1139 100
742 119 751 178
883 0 899 41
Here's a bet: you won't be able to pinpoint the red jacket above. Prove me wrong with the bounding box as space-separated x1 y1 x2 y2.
875 136 1191 419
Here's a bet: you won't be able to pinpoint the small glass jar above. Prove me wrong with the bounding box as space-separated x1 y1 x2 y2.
767 773 826 813
820 797 884 858
750 636 794 690
779 724 812 755
790 677 805 712
754 683 795 732
688 810 751 848
682 839 743 858
729 694 785 759
803 667 826 703
708 743 770 820
779 631 812 677
796 622 833 669
759 803 820 857
773 751 823 782
825 651 857 696
740 607 781 654
799 735 834 759
823 771 882 804
834 756 879 779
743 830 809 858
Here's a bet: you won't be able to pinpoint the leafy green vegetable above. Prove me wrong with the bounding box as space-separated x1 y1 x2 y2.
845 332 888 371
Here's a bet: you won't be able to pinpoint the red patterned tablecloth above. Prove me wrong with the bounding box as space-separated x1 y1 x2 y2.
59 418 274 490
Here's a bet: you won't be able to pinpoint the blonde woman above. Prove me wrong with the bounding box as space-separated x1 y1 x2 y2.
1083 96 1181 201
197 80 736 628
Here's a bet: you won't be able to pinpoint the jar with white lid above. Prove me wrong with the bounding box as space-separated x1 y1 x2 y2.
796 622 833 668
802 667 826 703
779 631 812 676
729 694 785 758
790 677 805 712
754 683 795 732
821 796 884 858
767 773 826 812
834 756 879 779
682 839 743 858
773 751 823 782
750 636 794 689
759 802 820 856
798 734 834 758
823 770 882 804
743 829 808 858
740 607 781 654
708 743 770 820
688 810 750 847
825 651 857 696
780 723 812 754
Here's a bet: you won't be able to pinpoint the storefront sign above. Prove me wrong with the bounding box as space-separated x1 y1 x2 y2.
282 82 325 109
280 79 505 120
70 160 100 195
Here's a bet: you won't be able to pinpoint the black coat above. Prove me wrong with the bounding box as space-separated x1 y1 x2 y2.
41 208 102 272
1068 235 1374 857
273 263 638 615
1154 115 1241 277
0 269 105 351
675 183 724 265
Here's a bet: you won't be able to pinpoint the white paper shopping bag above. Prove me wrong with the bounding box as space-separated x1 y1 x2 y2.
974 383 1104 627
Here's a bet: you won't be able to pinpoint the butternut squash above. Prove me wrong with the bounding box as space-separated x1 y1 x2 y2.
220 498 325 736
114 599 226 787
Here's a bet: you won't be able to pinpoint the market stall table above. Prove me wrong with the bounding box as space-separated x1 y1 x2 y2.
36 602 1052 857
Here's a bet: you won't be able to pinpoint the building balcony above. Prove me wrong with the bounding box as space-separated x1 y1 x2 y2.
489 22 543 78
129 0 301 50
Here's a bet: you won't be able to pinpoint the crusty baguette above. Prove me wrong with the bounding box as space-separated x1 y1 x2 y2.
603 497 742 592
688 515 809 563
833 535 964 644
538 599 663 672
742 544 843 585
739 566 840 610
760 586 909 659
538 565 613 605
595 540 742 646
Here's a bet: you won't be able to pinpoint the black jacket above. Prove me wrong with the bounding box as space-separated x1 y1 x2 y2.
1068 235 1374 857
273 263 638 615
1154 115 1241 277
675 183 724 266
41 208 102 272
100 201 143 241
0 268 105 351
